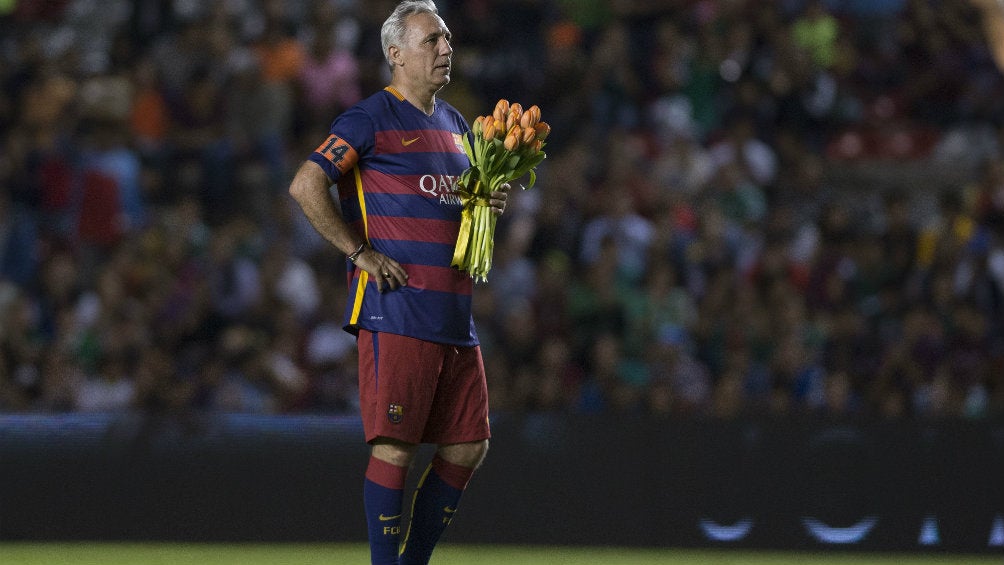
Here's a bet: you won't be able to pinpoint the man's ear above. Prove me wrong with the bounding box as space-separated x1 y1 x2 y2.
387 45 402 67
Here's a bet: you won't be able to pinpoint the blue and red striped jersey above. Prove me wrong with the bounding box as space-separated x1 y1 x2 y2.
308 87 477 346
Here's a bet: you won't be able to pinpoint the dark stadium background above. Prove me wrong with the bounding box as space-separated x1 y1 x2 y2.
0 0 1002 556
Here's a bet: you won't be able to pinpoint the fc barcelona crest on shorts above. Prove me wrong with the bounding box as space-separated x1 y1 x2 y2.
387 403 404 424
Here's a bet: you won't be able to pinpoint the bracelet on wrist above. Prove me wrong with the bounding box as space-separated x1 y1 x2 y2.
348 242 367 263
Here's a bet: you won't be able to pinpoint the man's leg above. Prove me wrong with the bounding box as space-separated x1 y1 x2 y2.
399 440 488 565
365 440 418 565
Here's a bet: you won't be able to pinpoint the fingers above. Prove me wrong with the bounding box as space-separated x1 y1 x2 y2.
353 249 407 291
490 183 510 215
377 266 408 292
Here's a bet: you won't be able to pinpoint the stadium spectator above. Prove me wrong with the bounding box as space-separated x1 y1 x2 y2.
0 0 1001 422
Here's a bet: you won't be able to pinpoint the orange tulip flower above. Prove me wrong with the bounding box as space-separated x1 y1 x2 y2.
521 126 536 145
493 99 510 122
534 122 551 141
482 120 497 140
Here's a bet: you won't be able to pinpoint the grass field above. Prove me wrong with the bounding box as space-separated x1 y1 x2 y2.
0 543 1000 565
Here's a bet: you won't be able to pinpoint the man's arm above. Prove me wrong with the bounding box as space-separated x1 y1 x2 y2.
288 160 362 256
288 160 407 289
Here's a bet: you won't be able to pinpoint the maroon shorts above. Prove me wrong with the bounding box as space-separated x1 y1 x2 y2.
357 329 490 445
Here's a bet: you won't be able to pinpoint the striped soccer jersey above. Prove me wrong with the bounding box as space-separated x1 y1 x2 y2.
308 87 478 347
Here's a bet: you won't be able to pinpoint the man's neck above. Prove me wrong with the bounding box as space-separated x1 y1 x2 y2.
389 81 438 115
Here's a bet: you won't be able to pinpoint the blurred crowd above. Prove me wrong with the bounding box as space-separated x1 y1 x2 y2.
1 0 1003 420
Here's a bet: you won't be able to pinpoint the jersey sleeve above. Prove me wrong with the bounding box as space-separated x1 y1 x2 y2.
307 106 374 182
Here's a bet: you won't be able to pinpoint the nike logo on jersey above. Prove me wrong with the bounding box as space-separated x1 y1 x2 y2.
402 136 421 146
378 513 402 522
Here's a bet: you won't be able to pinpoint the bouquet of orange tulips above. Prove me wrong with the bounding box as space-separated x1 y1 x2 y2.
451 99 550 282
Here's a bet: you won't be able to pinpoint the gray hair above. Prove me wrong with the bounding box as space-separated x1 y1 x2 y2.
381 0 439 69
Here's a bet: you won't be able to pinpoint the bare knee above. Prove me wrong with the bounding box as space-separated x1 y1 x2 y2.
371 438 419 467
436 439 489 469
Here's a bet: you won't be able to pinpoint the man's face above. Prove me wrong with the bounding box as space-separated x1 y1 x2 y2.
395 12 453 90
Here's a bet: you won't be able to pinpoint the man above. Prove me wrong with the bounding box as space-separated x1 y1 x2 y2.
287 2 508 564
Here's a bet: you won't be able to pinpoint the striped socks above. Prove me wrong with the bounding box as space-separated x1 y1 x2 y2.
363 456 409 565
399 455 475 565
